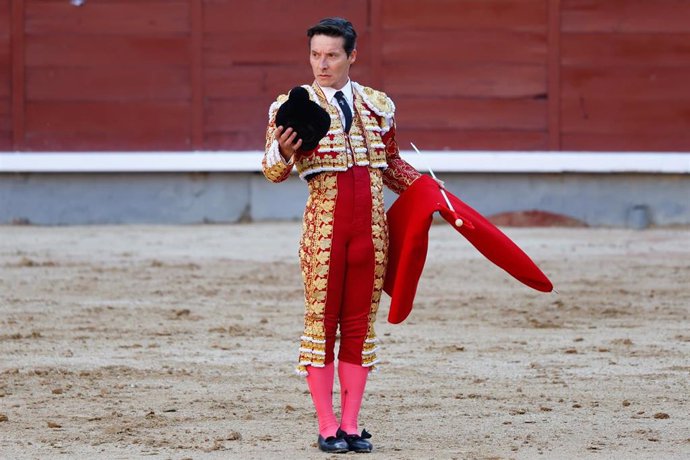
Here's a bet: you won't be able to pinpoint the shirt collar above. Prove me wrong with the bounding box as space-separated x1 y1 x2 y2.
319 79 353 107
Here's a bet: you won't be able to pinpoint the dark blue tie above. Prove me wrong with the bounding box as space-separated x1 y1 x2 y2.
335 90 352 133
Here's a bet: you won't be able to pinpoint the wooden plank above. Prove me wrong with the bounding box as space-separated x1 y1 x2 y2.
0 99 10 131
561 98 690 134
369 0 383 89
383 63 546 98
25 1 190 35
383 0 546 32
204 131 265 150
0 16 9 98
0 41 8 65
206 65 314 99
383 30 547 64
395 129 548 151
205 65 370 99
2 0 9 144
206 67 266 98
24 131 191 151
205 98 271 133
191 0 204 148
394 97 547 130
562 132 690 152
562 67 690 100
205 32 307 66
25 101 191 137
204 31 370 67
547 0 561 150
562 0 690 33
0 67 9 98
26 67 191 101
203 0 368 33
26 35 190 67
12 0 25 149
562 33 690 67
0 0 9 39
0 133 10 150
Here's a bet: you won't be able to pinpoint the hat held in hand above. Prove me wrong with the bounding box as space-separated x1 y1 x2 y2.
275 87 331 152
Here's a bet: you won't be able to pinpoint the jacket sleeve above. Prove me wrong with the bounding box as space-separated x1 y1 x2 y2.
261 97 294 183
381 121 422 195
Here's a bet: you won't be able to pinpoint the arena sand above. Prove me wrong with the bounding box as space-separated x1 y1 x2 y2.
1 223 688 459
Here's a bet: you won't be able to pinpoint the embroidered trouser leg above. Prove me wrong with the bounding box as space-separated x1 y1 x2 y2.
324 166 376 365
297 167 387 374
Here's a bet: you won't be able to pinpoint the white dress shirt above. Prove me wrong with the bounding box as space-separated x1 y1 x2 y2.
319 79 354 132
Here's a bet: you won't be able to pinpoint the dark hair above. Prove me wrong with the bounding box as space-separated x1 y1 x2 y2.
307 17 357 56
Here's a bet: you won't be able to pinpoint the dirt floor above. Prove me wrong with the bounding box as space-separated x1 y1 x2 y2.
1 223 688 459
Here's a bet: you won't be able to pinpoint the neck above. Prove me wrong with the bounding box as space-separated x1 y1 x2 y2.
322 78 349 91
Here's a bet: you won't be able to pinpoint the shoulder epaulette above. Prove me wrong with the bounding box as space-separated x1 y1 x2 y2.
352 82 395 119
268 93 290 121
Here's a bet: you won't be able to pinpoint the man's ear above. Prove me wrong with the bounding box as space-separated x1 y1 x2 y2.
349 48 357 65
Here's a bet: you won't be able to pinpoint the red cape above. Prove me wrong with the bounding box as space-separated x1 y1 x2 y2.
384 175 553 324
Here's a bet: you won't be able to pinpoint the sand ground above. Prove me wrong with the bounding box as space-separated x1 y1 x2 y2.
1 223 688 459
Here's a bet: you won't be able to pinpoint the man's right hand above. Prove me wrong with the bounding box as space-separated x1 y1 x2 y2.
275 126 303 161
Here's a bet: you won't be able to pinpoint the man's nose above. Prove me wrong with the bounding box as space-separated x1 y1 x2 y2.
319 58 328 69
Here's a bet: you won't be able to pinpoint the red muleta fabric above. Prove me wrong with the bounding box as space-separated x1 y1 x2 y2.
384 175 553 324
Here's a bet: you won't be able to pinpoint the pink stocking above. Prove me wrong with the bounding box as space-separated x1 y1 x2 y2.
306 363 339 438
338 361 370 434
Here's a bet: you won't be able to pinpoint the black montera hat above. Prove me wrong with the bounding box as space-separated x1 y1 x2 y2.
275 87 331 152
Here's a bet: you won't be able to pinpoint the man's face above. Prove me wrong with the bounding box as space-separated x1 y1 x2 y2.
310 34 357 89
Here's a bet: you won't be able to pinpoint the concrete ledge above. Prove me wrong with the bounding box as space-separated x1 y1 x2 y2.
1 151 689 174
2 171 689 227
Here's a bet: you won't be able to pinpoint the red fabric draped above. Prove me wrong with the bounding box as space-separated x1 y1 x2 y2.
384 175 553 324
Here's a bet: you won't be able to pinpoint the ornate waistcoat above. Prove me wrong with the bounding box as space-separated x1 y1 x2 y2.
265 82 396 180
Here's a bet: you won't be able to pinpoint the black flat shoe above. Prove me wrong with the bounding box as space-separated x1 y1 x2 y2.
317 434 349 453
337 428 373 453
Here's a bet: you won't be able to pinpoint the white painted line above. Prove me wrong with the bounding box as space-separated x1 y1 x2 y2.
401 152 690 174
0 151 689 174
0 152 262 173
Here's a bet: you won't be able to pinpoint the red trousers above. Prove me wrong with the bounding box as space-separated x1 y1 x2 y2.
323 166 376 365
297 166 385 373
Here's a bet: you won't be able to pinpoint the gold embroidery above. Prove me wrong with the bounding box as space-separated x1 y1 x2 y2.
362 169 387 369
262 83 421 375
263 83 407 185
291 82 389 180
296 173 338 375
382 126 422 194
262 93 293 183
353 83 395 120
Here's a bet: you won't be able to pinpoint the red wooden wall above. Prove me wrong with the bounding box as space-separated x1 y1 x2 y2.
0 0 10 150
202 0 371 149
2 0 690 152
22 0 192 149
560 0 690 150
384 0 549 150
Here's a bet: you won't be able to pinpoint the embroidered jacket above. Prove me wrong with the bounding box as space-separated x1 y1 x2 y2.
262 82 420 194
